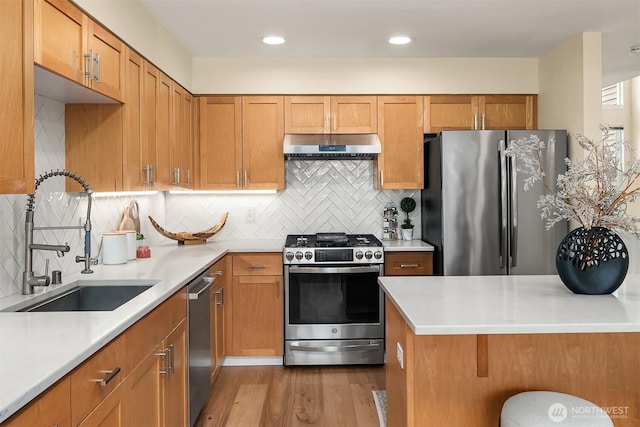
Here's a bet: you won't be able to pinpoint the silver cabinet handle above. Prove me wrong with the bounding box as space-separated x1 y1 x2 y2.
400 264 419 269
248 264 267 269
380 170 384 187
174 168 181 186
143 164 154 186
236 171 240 188
167 344 174 375
244 170 248 188
214 287 224 305
94 52 101 82
213 270 223 276
185 169 191 188
156 349 168 375
332 114 337 132
94 367 121 386
481 113 485 130
84 49 94 81
473 113 478 130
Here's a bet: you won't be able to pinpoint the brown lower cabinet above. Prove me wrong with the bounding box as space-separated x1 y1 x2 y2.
2 288 188 427
227 253 283 357
385 251 433 276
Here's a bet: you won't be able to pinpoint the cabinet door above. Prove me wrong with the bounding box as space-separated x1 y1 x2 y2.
34 0 85 85
210 257 228 383
331 96 377 133
170 82 183 187
242 96 285 190
198 96 242 190
126 344 163 427
163 320 188 427
423 95 478 133
478 95 537 130
181 91 194 188
65 104 123 192
231 275 283 356
77 380 126 427
377 96 424 189
0 0 34 194
2 377 71 427
86 21 125 102
123 48 145 191
155 72 173 190
284 95 330 133
141 61 159 187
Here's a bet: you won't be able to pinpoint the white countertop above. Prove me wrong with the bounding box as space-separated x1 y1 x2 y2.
382 239 434 251
0 239 283 423
379 274 640 335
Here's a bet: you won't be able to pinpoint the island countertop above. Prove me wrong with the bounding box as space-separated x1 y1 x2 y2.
378 274 640 335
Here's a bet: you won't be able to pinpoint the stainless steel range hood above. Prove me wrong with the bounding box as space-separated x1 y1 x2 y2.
283 134 381 159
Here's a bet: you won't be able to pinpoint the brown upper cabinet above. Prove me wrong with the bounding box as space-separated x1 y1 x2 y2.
376 96 424 189
34 0 125 102
284 95 377 134
423 95 537 133
198 96 285 190
0 0 35 194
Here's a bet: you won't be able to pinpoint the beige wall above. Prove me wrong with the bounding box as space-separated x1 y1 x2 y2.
73 0 192 90
192 57 538 94
538 32 602 150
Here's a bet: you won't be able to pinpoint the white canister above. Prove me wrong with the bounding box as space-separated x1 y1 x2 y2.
102 232 128 265
124 230 137 260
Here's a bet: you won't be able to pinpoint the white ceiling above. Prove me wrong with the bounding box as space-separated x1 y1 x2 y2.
138 0 640 86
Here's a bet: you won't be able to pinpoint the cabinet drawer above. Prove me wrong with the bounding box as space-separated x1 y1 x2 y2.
71 334 126 426
232 253 282 276
385 252 433 276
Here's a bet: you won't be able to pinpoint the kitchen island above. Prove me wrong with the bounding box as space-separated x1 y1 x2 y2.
379 275 640 426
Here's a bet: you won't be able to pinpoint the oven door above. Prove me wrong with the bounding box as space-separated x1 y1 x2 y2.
284 264 384 341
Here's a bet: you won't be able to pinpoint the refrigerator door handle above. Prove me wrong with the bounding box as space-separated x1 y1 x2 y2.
510 144 518 268
498 139 508 269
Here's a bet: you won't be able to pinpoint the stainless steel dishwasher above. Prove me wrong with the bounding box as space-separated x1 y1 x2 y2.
187 269 214 427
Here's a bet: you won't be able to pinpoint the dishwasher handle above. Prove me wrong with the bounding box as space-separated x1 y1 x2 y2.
187 276 214 300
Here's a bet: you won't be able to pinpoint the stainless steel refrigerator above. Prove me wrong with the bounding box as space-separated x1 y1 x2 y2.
421 130 568 275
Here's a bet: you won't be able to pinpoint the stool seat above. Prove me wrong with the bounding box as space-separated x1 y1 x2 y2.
501 391 613 427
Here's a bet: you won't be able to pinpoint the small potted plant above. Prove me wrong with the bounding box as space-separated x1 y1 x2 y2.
400 197 416 240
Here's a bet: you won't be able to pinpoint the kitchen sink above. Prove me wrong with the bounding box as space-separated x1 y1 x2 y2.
9 280 159 312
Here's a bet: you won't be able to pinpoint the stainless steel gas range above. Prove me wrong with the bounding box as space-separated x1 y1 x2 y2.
283 232 385 366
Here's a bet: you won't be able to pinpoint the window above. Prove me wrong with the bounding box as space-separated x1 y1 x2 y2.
603 126 625 177
602 83 624 106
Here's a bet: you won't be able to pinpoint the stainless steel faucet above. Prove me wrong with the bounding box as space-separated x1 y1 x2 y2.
23 170 98 295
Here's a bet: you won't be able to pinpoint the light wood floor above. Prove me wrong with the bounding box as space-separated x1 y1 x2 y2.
194 365 386 427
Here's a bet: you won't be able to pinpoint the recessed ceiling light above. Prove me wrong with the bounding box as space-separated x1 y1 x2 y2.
263 36 285 45
389 36 412 45
629 45 640 55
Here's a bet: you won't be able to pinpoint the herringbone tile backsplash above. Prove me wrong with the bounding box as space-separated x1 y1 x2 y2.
0 96 419 298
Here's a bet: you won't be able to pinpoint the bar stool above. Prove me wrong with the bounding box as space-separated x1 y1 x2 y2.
501 391 613 427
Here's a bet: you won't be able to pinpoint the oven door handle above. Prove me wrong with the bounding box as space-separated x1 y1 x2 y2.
287 266 381 274
289 343 382 352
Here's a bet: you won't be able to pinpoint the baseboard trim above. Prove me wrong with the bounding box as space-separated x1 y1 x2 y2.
222 356 284 366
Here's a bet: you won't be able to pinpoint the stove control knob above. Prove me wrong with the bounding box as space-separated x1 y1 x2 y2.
374 251 383 259
355 251 364 260
305 251 313 260
285 252 294 261
365 251 373 259
295 251 304 260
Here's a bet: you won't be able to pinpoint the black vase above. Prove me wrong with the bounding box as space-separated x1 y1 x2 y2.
556 227 629 295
